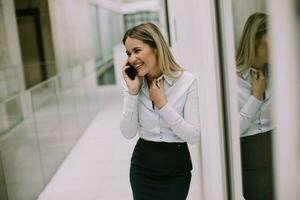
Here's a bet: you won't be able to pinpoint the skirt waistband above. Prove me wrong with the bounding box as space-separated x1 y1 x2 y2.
138 138 187 148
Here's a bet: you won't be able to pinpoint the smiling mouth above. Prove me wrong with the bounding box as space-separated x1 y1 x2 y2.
135 63 144 70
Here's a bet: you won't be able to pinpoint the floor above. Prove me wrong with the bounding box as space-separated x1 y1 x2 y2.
37 85 202 200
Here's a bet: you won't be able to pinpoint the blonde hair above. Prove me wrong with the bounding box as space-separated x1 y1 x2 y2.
236 13 267 74
123 23 184 79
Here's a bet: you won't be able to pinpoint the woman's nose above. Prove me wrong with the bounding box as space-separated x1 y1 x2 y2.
129 54 137 64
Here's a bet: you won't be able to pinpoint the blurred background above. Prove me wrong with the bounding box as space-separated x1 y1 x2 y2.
0 0 299 199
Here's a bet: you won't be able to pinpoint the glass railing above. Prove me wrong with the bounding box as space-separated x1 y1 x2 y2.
0 60 101 200
0 66 22 136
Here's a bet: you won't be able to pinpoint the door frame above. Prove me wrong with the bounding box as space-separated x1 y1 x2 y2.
16 8 47 87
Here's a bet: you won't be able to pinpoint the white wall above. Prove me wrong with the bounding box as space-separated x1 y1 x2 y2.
269 0 300 199
167 0 228 199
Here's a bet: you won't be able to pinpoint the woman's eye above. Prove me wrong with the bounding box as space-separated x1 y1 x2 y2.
135 49 141 53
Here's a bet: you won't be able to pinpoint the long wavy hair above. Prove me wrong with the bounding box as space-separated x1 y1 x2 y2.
236 13 268 75
123 23 184 79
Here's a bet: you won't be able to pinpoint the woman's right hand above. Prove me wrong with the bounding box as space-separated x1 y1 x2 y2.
251 69 266 100
122 62 141 95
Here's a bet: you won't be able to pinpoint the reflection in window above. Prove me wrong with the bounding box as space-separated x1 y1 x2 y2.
89 5 122 85
235 13 274 199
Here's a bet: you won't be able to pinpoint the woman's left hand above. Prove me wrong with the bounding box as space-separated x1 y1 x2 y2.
149 78 167 109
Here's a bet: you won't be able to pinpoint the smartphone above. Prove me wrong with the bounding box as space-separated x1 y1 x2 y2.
125 64 137 80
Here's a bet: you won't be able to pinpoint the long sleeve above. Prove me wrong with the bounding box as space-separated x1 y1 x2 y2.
239 95 262 134
120 91 139 139
158 80 201 144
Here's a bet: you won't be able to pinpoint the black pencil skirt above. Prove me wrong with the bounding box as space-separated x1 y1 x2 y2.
241 130 274 200
130 138 192 200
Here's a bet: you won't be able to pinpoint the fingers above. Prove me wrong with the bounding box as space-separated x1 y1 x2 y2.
258 70 265 79
150 78 165 90
251 69 265 81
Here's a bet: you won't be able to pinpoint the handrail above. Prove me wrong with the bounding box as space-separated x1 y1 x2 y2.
27 76 57 93
0 59 96 104
0 59 99 137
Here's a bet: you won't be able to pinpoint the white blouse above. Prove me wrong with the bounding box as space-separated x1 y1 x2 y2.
237 69 273 137
120 71 201 144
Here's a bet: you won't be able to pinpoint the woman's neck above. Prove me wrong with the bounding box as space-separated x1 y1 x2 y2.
146 69 162 83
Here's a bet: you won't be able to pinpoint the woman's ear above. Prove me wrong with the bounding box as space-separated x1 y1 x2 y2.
154 48 158 55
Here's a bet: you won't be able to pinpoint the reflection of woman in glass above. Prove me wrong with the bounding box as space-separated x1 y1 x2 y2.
120 23 201 200
236 13 273 200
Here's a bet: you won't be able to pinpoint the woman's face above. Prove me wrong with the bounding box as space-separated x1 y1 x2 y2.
255 33 269 64
125 37 159 77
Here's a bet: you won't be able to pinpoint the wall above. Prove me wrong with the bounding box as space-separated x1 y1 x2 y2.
167 0 228 199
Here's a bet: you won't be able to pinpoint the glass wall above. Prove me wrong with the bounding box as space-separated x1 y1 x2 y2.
0 62 101 200
124 11 159 31
0 0 124 199
215 0 274 199
0 66 22 135
230 2 271 200
89 5 123 85
99 7 114 60
89 4 103 67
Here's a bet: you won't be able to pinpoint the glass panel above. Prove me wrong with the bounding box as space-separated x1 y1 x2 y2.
57 72 80 153
111 12 123 46
0 103 8 134
1 113 44 200
0 66 20 101
89 4 103 63
231 1 273 199
99 7 114 60
124 11 160 31
84 61 100 120
71 67 90 132
0 66 22 135
30 79 65 182
0 155 8 200
97 64 116 85
5 97 23 129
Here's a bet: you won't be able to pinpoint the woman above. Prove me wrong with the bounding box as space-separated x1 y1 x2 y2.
120 23 201 200
236 13 274 200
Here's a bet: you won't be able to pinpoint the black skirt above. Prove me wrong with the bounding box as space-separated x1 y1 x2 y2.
241 130 274 200
130 138 192 200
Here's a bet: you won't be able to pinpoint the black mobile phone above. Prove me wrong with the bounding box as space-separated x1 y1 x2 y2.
125 64 137 80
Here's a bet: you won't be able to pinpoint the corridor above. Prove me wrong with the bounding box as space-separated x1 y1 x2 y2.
38 85 136 200
37 85 201 200
1 0 299 199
